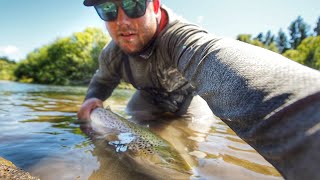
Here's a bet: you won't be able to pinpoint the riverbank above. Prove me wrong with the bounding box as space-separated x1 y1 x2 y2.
0 157 39 180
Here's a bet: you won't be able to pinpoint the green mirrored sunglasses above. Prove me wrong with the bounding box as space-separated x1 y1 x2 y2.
94 0 153 21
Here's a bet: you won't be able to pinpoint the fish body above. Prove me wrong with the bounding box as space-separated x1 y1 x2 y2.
90 107 192 179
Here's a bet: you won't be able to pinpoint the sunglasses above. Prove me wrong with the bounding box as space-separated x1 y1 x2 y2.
94 0 153 21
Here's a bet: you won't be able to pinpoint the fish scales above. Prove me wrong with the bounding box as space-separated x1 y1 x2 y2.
89 107 192 179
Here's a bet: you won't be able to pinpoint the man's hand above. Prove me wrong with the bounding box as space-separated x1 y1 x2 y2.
77 98 103 121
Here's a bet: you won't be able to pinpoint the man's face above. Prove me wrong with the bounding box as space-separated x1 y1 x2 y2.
104 1 158 54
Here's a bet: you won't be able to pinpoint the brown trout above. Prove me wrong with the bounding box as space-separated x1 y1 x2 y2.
89 107 192 179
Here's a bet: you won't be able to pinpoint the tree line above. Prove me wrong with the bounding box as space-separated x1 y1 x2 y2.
0 56 16 81
0 16 319 86
237 16 320 70
13 27 109 85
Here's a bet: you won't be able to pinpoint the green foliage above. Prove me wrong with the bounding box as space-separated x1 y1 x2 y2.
14 27 109 85
237 34 252 43
0 57 16 80
237 15 320 71
237 34 279 53
262 30 275 46
276 29 290 53
283 36 320 70
288 16 310 49
254 33 263 42
0 56 15 64
314 17 320 36
266 42 279 53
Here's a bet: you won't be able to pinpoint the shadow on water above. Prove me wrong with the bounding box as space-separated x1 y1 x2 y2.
0 81 283 179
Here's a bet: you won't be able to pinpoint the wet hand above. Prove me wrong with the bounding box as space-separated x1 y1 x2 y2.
77 98 103 122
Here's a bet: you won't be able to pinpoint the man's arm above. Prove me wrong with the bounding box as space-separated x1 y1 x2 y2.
163 23 320 179
77 42 121 121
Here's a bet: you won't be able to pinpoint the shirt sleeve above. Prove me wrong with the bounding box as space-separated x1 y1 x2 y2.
85 41 121 101
162 22 320 179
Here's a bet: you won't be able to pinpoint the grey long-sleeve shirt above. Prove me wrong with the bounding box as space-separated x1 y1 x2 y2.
86 5 320 179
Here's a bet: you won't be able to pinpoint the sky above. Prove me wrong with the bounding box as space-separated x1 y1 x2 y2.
0 0 319 61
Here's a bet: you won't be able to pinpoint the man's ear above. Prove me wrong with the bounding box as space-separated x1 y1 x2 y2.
153 0 160 14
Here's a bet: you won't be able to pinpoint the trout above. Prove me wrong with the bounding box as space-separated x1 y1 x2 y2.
89 107 192 179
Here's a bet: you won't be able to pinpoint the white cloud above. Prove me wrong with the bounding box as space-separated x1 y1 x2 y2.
196 16 204 25
0 45 19 55
0 45 24 61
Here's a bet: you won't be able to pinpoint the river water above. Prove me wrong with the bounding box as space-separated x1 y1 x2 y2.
0 81 283 180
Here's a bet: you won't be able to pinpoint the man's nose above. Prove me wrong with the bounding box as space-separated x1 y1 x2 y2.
116 7 130 25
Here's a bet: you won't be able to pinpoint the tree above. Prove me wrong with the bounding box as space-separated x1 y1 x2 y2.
288 16 311 49
0 56 15 64
14 46 50 83
15 27 110 85
237 33 279 53
266 42 279 53
263 30 275 46
314 16 320 36
0 57 16 80
283 36 320 70
254 33 264 42
236 34 252 43
276 29 290 53
282 49 303 64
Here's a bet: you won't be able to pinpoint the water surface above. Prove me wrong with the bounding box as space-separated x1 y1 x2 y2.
0 81 283 180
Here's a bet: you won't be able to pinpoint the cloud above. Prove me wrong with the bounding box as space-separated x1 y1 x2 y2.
196 16 204 25
0 45 23 61
0 45 19 55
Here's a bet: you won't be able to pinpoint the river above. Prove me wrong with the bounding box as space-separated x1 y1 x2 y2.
0 81 283 180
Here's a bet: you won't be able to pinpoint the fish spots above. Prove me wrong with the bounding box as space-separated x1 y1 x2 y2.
90 107 191 174
128 137 155 155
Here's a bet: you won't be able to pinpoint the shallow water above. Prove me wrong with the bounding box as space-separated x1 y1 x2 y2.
0 81 283 180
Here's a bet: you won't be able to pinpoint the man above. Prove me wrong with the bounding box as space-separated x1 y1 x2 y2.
78 0 320 179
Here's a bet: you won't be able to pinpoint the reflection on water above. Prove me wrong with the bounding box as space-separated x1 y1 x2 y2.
0 81 283 179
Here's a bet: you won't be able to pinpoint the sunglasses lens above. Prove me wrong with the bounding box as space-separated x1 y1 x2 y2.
94 0 149 21
122 0 147 18
95 2 118 21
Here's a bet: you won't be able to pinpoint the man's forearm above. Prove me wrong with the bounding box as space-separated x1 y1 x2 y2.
177 38 320 179
84 78 118 102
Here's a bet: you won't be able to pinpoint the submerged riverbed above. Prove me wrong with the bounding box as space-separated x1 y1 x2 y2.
0 81 283 180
